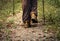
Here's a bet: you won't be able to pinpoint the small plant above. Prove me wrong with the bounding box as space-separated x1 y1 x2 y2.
8 18 14 24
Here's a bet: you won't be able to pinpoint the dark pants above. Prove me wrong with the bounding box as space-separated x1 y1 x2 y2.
22 0 37 23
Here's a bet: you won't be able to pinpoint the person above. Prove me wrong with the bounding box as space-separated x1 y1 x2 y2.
22 0 38 27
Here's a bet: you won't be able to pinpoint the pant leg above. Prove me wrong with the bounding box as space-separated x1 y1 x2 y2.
31 0 37 19
22 0 31 23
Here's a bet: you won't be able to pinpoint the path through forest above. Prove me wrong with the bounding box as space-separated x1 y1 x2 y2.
1 11 58 41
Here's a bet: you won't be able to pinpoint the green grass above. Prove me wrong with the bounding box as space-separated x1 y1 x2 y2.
0 0 60 40
0 0 22 20
38 0 60 40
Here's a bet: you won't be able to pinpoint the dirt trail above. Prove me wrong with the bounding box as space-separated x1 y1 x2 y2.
3 11 58 41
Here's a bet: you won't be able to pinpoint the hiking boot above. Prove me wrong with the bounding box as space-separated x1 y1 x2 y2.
31 12 38 23
24 21 31 28
31 19 38 23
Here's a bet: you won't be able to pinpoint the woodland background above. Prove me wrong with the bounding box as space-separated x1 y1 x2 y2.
0 0 60 41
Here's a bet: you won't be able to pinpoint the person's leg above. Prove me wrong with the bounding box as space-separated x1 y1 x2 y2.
31 0 38 23
22 0 31 27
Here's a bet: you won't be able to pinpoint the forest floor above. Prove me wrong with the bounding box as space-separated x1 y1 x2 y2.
0 11 59 41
